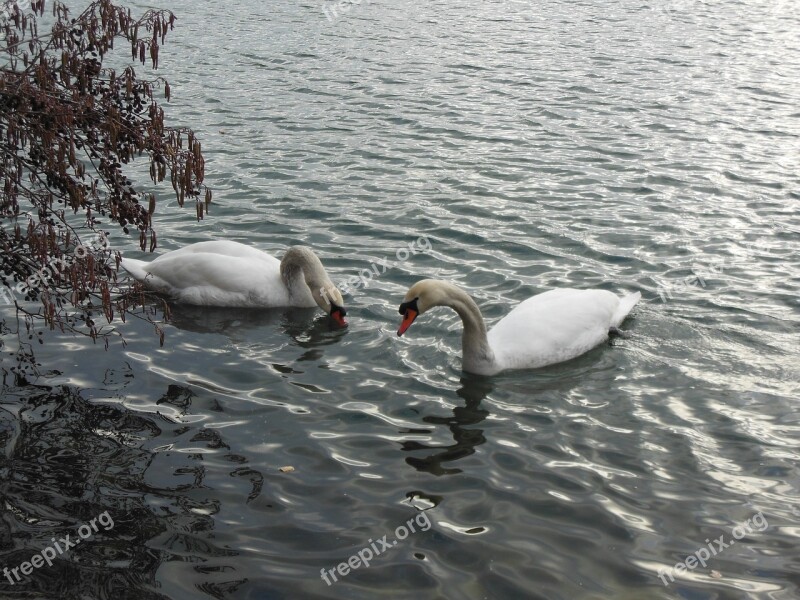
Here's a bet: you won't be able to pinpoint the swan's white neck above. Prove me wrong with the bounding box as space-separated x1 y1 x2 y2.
440 287 497 375
280 246 328 305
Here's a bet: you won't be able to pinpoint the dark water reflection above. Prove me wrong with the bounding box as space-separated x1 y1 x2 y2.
2 315 800 599
403 376 492 476
0 384 217 600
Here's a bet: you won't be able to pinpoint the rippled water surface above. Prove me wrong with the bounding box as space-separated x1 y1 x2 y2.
2 1 799 599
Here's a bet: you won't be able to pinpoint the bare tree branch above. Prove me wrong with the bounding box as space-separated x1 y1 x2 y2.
1 0 210 374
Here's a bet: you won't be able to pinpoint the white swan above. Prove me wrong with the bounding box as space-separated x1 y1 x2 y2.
121 241 347 325
397 280 640 375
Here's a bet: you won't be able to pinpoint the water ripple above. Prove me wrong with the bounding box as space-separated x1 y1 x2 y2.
2 0 799 598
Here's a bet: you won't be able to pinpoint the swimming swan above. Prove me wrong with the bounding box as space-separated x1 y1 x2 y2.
121 241 347 325
397 280 640 375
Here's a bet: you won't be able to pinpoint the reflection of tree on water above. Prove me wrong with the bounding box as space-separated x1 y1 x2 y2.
0 383 251 598
401 375 493 476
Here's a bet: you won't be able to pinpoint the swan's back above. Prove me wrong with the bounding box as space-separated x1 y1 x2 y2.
152 240 278 264
120 241 297 307
488 289 639 371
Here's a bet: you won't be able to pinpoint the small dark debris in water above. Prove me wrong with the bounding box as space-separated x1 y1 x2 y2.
191 428 231 450
414 552 425 560
157 384 195 410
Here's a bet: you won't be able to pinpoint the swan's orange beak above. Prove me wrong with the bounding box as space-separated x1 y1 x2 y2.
397 309 418 336
331 305 348 327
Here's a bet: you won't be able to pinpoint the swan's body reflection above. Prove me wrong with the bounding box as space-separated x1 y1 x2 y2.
167 304 347 348
158 305 348 388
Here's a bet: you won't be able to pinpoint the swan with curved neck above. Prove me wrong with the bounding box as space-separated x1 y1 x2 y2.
398 280 640 375
121 241 347 325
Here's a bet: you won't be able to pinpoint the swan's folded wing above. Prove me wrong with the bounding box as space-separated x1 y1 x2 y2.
488 289 620 370
138 252 288 306
153 240 278 264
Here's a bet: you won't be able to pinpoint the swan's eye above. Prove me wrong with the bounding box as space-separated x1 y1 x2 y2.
399 297 419 315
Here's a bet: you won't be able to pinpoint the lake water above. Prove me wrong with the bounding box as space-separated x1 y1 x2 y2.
1 1 799 599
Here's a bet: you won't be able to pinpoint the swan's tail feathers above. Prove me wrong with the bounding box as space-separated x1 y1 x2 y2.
119 258 149 282
611 291 641 328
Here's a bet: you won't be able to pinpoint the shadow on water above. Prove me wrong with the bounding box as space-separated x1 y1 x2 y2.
166 304 348 348
0 382 246 600
402 374 493 476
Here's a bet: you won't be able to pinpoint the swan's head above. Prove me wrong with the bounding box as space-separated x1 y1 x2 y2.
397 279 453 336
314 284 348 327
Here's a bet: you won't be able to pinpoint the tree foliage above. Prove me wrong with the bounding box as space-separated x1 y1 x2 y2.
0 0 210 372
